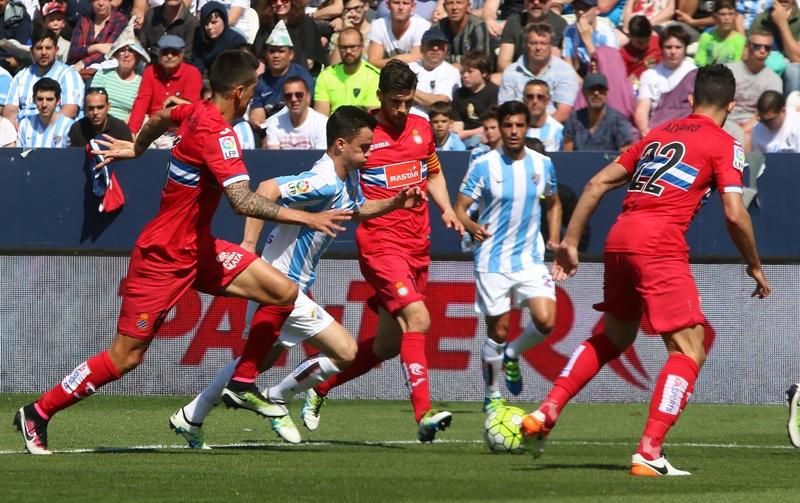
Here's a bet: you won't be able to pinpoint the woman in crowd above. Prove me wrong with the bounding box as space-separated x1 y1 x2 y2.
68 0 129 71
192 1 248 75
89 32 147 122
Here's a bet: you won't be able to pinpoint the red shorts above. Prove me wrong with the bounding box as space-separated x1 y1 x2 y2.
593 252 706 334
358 249 429 316
117 239 258 340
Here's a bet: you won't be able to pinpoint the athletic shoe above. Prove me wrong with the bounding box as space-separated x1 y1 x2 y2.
169 408 211 450
270 415 302 444
520 410 550 458
503 353 522 395
300 389 326 431
220 385 288 418
13 404 51 455
483 397 506 413
786 383 800 448
630 453 691 476
417 409 453 443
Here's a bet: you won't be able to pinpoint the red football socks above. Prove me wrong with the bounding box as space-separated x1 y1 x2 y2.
637 353 700 460
401 332 431 423
539 333 623 427
231 304 294 384
315 337 382 396
35 351 122 420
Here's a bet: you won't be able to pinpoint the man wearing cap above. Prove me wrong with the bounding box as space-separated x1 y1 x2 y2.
128 34 202 135
41 1 71 63
563 73 633 152
249 20 314 131
68 86 133 147
562 0 619 76
408 27 461 119
138 0 199 61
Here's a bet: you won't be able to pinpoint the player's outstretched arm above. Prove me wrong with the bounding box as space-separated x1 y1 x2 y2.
545 191 563 250
225 180 352 238
721 191 771 299
454 193 491 242
354 186 428 221
90 109 177 168
427 168 465 236
240 179 281 252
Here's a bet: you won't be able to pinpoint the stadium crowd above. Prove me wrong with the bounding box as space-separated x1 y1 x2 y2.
0 0 799 154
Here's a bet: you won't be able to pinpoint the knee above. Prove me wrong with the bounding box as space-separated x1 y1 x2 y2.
334 339 358 369
489 320 510 343
274 282 298 307
403 310 430 334
533 314 556 335
109 348 144 375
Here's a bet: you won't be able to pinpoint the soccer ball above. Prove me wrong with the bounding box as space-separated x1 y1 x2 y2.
484 406 526 453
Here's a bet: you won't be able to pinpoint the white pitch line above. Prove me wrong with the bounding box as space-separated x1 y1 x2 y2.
0 439 793 455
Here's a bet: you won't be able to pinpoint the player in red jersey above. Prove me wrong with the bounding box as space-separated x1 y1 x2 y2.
299 60 465 442
520 64 772 475
12 50 351 455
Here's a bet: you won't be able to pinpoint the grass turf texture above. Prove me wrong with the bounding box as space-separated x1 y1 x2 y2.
0 394 796 502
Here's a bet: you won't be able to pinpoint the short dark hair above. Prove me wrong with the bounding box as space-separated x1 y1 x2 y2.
31 26 59 47
523 22 554 41
326 105 377 147
497 100 530 126
85 87 109 103
525 136 546 154
525 79 550 95
379 59 418 93
756 90 785 114
693 63 735 108
429 100 455 120
33 77 61 99
660 24 691 48
283 76 309 91
479 105 499 123
713 0 736 12
208 49 259 93
460 50 491 76
628 15 652 39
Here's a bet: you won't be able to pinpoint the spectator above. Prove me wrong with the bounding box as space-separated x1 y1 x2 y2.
562 0 620 76
264 76 328 149
328 0 370 65
523 79 564 151
694 0 745 66
191 2 247 75
452 50 498 146
563 73 633 151
314 27 380 116
497 0 567 72
435 0 491 69
254 0 327 74
471 105 503 155
736 0 772 32
674 0 716 42
138 0 198 61
0 0 33 74
16 77 73 147
752 89 800 152
2 28 83 128
40 1 71 63
127 34 202 135
89 26 148 122
249 20 315 129
67 0 128 71
430 100 467 150
622 0 676 31
0 116 14 146
67 87 132 147
621 15 662 92
726 32 782 149
409 27 461 118
367 0 430 69
634 25 696 137
191 0 257 43
499 23 579 124
750 0 800 94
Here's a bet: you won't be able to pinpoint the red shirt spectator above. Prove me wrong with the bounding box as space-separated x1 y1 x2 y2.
68 0 129 69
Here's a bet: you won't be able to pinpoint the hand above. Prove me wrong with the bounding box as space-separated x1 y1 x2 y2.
394 186 428 209
550 241 579 281
471 223 492 243
486 19 504 38
747 265 771 299
72 61 86 72
329 17 343 32
162 95 186 109
577 16 594 40
441 209 465 236
771 3 791 24
674 10 693 24
90 134 139 169
133 15 144 31
304 209 353 237
432 6 447 23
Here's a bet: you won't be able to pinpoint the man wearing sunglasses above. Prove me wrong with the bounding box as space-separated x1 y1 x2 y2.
264 76 328 149
750 0 800 94
752 89 800 154
523 79 564 151
68 87 133 147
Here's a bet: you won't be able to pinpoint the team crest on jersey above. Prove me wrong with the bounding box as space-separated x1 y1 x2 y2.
217 251 243 271
411 129 423 145
353 88 361 97
219 136 239 160
287 180 311 195
135 312 149 331
532 173 540 184
395 281 409 297
733 143 745 172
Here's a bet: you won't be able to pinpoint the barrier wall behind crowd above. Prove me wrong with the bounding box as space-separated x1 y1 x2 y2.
1 148 796 258
1 257 795 403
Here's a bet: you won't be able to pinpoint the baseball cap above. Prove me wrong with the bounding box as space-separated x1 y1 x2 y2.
41 1 67 16
157 34 186 51
583 73 608 91
421 27 448 46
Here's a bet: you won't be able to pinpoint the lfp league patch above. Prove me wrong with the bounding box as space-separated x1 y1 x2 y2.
219 136 240 160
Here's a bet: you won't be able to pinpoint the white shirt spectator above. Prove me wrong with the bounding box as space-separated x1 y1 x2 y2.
409 60 461 118
368 15 431 58
527 115 564 152
752 111 800 153
638 58 696 108
17 114 74 148
499 55 579 115
264 107 328 150
0 116 16 146
4 61 84 121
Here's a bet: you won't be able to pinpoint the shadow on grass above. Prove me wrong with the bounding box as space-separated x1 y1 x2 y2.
513 462 625 472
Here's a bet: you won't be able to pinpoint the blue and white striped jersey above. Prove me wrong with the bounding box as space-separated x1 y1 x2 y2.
4 62 84 121
459 147 557 273
233 119 256 150
526 115 564 152
17 114 74 148
261 154 365 291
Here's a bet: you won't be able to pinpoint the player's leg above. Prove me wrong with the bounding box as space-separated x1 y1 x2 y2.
786 382 800 448
474 270 512 409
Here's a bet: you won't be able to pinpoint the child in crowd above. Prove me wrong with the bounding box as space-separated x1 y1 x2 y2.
452 51 499 148
694 0 746 67
430 100 467 151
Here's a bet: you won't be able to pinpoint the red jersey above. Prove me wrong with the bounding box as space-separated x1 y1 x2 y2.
622 35 662 80
606 114 744 255
356 113 439 255
134 101 250 267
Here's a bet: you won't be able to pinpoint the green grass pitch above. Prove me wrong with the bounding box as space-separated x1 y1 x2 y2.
0 394 796 502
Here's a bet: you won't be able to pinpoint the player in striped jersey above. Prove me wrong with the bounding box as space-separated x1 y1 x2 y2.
170 106 427 448
455 100 562 411
16 78 74 148
233 119 256 149
2 28 83 128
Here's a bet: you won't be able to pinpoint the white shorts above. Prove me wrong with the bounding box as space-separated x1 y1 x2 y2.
474 264 556 317
244 290 334 348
